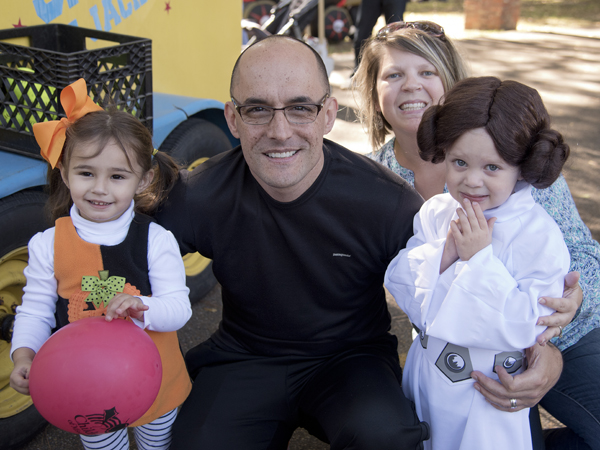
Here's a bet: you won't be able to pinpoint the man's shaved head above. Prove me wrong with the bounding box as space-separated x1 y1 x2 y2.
230 36 330 98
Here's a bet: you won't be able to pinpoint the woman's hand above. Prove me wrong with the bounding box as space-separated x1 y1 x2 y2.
105 293 149 322
451 200 496 262
536 271 582 345
471 342 562 412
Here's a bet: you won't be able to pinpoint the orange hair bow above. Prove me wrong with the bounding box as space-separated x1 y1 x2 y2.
32 78 103 168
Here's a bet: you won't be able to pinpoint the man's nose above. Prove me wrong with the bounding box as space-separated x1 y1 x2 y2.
266 109 294 141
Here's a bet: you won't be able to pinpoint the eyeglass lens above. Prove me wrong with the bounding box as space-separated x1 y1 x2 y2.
240 104 320 125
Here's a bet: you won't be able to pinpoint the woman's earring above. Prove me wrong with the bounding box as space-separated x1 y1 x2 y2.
374 112 384 130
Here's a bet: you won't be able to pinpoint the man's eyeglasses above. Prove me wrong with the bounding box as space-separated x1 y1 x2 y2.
231 94 329 125
376 21 445 41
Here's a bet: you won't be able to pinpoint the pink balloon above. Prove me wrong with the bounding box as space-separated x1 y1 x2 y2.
29 317 162 435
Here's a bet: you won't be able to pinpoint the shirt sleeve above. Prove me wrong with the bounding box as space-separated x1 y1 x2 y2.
154 169 199 256
385 196 452 328
533 175 600 349
11 229 58 358
131 222 192 332
427 234 568 351
386 196 571 352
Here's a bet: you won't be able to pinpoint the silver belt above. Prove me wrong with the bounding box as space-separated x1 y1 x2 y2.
417 330 524 383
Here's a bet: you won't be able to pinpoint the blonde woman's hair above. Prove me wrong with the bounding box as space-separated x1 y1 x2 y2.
353 25 469 150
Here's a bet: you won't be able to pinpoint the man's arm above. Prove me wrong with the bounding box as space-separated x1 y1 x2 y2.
154 169 197 255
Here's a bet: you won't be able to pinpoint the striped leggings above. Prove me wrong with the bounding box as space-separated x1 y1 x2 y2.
79 408 177 450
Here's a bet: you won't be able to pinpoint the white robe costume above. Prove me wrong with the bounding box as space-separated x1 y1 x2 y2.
385 182 570 450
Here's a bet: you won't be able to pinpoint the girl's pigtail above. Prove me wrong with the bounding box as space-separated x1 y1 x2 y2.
521 128 570 189
45 165 73 223
135 150 180 216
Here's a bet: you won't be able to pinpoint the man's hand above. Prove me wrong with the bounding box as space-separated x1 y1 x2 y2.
471 343 562 412
536 271 582 345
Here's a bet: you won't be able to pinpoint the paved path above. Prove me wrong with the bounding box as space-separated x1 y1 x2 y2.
19 16 600 450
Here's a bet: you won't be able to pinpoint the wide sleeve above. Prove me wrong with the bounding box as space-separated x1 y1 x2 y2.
131 222 192 332
424 216 570 351
385 195 455 328
11 229 58 358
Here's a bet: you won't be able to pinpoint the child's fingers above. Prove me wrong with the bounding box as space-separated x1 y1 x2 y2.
487 217 497 233
471 201 490 229
455 208 470 232
10 366 31 395
449 220 465 244
463 199 485 230
106 294 137 320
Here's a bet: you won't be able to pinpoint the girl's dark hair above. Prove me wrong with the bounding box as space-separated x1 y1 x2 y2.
46 108 179 221
417 76 569 189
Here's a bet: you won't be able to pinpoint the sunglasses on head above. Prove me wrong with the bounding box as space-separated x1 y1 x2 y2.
376 21 445 40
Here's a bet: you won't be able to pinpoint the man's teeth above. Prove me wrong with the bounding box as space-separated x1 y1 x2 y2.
267 151 297 158
400 102 426 111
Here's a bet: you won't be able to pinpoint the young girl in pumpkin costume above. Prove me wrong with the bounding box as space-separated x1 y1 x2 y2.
10 79 192 450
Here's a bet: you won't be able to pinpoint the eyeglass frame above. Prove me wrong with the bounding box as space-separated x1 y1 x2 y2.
375 21 446 41
230 93 330 125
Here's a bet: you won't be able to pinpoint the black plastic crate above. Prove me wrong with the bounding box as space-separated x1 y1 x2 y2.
0 24 152 158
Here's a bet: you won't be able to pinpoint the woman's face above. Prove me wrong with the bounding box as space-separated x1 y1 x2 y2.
376 47 445 139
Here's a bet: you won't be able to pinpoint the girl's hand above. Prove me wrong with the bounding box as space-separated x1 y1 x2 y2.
105 293 149 322
10 348 36 395
536 271 582 345
451 199 496 261
440 227 459 274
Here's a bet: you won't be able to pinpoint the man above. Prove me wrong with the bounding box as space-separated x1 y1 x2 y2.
156 35 429 449
353 0 407 72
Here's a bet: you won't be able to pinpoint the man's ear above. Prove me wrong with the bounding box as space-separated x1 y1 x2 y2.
136 169 155 195
224 101 241 139
58 161 69 189
323 96 339 135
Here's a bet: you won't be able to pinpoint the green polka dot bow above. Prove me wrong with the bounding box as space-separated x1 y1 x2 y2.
81 270 126 308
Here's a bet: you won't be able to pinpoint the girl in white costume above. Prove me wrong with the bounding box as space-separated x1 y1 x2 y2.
385 76 571 450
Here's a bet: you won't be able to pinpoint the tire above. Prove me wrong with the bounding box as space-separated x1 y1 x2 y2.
243 0 276 26
0 404 47 450
323 6 353 43
0 190 50 450
159 118 233 303
310 6 354 43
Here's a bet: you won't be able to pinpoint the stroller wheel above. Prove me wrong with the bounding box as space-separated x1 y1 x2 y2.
312 6 353 44
244 0 276 26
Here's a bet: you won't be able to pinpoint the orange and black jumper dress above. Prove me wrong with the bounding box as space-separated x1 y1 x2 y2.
53 213 191 427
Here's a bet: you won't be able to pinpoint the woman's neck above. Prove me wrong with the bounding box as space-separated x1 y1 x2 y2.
394 135 446 200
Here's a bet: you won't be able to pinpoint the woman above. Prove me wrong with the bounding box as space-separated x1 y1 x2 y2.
353 21 600 450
